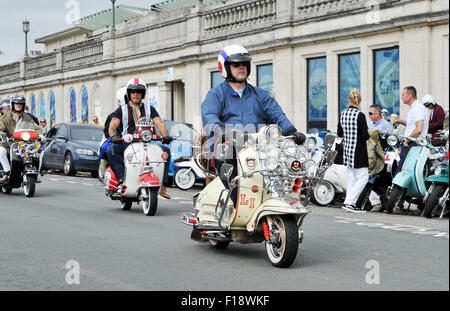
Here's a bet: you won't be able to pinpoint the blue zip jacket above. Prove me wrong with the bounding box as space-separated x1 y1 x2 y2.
201 81 296 137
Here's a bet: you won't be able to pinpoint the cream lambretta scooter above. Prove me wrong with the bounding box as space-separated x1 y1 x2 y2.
182 125 337 268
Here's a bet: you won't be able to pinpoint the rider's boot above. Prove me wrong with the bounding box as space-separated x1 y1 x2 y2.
160 185 171 199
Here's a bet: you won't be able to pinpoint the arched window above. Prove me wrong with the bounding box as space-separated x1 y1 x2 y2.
31 95 36 115
39 93 46 119
70 89 77 123
81 87 88 122
49 92 56 127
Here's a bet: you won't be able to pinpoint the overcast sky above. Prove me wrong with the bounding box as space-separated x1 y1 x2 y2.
0 0 163 65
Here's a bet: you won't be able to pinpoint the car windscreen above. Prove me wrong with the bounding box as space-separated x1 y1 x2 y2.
71 127 103 141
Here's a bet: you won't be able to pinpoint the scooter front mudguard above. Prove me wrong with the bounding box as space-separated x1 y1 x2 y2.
392 171 413 189
246 198 311 233
136 173 160 194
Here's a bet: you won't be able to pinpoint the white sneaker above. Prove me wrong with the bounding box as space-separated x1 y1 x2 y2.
342 204 366 213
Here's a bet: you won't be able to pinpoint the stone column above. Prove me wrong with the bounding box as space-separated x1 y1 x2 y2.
276 0 294 25
158 81 172 121
184 62 202 128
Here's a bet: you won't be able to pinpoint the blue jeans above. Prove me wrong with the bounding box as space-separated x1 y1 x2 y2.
106 142 171 183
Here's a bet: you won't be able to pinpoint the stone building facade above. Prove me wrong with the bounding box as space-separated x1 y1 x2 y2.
0 0 448 133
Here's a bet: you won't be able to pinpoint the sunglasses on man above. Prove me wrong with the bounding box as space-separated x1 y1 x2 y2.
368 112 378 116
230 62 248 68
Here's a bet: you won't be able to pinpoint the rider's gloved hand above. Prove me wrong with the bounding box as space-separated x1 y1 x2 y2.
110 135 123 144
292 132 306 145
162 136 174 145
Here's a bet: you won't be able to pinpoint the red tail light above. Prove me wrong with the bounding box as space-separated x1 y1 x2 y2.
292 186 300 193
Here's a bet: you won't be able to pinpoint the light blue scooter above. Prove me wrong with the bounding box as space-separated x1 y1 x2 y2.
385 136 433 213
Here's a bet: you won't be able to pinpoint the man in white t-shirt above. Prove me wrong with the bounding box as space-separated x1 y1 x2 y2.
394 86 429 175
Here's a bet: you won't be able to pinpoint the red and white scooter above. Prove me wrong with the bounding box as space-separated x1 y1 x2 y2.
104 118 169 216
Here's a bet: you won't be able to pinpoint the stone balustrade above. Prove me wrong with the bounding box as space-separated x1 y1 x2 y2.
203 0 276 34
25 52 57 77
62 39 103 69
0 62 20 84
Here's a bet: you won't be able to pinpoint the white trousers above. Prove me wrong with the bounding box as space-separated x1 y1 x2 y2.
344 167 369 206
369 191 381 206
0 147 10 172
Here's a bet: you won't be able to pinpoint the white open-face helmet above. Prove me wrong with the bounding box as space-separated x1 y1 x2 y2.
218 44 252 80
422 94 436 107
116 87 128 106
126 78 147 100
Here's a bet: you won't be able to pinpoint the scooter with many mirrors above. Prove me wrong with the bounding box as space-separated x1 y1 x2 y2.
182 125 338 268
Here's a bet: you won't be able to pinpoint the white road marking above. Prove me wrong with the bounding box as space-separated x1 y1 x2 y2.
334 216 449 239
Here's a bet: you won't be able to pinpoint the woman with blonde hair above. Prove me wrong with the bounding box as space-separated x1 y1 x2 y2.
338 88 370 213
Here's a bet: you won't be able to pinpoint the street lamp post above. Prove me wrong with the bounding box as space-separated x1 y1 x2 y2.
23 19 30 57
111 0 116 32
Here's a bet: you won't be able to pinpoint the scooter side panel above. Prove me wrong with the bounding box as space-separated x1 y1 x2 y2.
394 146 428 197
246 199 310 232
231 146 264 227
123 143 165 197
195 177 234 223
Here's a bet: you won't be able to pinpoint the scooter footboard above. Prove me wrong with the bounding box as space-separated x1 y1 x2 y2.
246 199 311 233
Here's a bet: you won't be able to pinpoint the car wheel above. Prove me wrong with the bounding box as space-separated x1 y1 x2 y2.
64 153 76 176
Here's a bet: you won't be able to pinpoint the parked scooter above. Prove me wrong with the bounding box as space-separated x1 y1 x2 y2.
103 118 170 216
311 136 347 206
173 155 205 190
0 121 47 197
422 130 449 218
182 126 338 268
385 135 435 213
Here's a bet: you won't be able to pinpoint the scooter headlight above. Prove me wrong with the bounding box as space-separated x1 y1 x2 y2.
265 157 278 171
304 137 317 150
264 125 281 143
141 130 152 142
303 159 316 178
281 139 297 157
21 132 31 141
296 145 308 162
387 135 398 147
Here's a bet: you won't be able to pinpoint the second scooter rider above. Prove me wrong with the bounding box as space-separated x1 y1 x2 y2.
106 78 174 199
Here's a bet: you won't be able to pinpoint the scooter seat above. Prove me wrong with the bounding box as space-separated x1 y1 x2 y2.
176 156 192 162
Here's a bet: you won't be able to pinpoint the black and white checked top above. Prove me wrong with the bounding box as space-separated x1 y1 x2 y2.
338 107 370 169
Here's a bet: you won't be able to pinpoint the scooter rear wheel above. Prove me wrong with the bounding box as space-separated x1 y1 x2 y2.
120 200 132 210
1 185 12 194
265 215 299 268
174 168 196 190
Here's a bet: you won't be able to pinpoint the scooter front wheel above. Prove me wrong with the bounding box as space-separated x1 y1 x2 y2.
142 187 158 216
385 185 405 213
265 215 299 268
23 175 36 198
422 184 445 218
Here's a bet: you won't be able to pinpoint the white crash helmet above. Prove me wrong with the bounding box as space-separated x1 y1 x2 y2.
0 99 11 110
116 87 128 106
422 94 436 107
218 44 252 81
126 78 147 100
